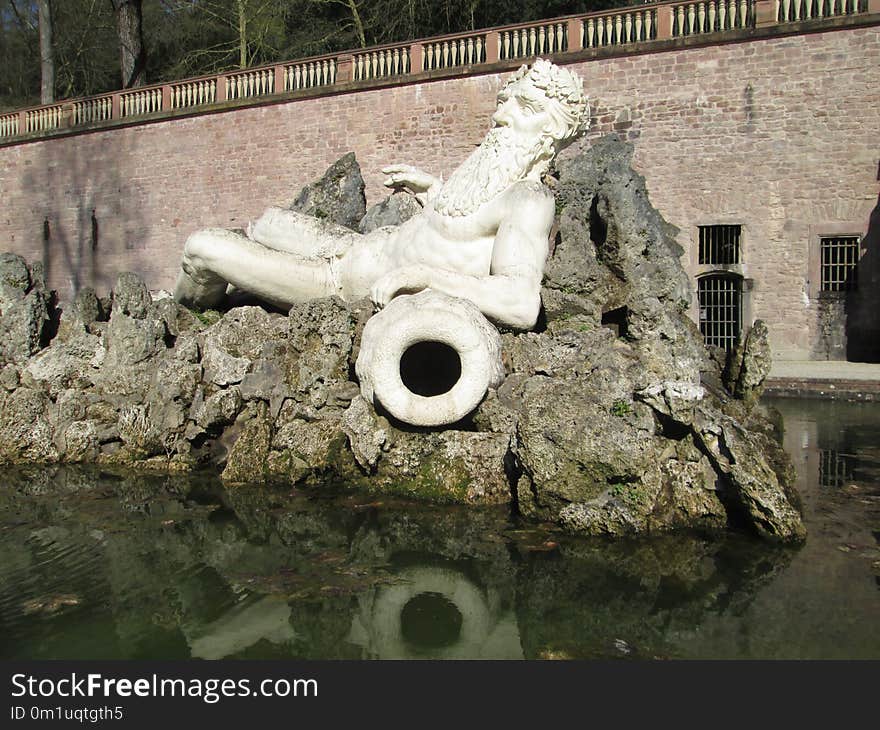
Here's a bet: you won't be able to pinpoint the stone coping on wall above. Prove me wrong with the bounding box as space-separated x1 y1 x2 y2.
1 7 878 149
764 380 880 400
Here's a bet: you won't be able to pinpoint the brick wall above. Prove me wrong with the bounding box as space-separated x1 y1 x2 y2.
1 23 878 360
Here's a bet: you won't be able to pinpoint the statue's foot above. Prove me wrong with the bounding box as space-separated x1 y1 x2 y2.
173 267 227 310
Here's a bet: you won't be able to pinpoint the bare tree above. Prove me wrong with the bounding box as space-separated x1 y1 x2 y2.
162 0 291 74
38 0 54 103
110 0 146 87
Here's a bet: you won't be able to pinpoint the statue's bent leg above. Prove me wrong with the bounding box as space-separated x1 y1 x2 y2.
248 207 359 258
174 228 337 309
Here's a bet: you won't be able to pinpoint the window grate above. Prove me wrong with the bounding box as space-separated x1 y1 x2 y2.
699 225 741 265
698 274 742 351
819 449 854 489
820 236 860 292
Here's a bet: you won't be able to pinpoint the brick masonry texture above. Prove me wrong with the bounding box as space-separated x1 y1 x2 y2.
1 25 878 360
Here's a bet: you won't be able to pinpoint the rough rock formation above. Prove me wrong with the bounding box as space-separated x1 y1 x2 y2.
358 191 421 234
289 151 366 231
0 253 52 364
0 139 805 542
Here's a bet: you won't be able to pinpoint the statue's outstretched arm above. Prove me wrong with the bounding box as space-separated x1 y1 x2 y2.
382 164 442 206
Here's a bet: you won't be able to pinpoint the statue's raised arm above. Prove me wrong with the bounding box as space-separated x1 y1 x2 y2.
381 164 441 206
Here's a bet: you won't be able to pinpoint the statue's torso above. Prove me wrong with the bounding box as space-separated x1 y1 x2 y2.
339 180 551 299
387 207 496 277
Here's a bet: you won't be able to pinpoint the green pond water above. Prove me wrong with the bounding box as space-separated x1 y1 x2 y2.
1 397 878 660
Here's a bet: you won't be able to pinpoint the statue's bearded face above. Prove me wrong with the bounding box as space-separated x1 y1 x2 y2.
433 80 555 218
491 79 554 140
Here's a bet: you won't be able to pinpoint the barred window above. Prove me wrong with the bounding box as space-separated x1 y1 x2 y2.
820 236 861 292
698 274 742 352
699 225 741 265
819 449 855 489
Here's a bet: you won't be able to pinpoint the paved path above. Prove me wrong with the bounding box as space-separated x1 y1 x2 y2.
769 361 880 382
765 360 880 401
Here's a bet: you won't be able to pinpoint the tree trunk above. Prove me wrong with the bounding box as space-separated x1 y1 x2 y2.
38 0 54 104
112 0 146 88
347 0 366 48
238 0 247 68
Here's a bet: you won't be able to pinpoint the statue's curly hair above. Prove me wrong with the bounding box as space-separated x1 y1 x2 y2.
503 58 590 144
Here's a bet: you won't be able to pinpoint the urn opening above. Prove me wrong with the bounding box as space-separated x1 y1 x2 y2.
399 341 461 397
400 592 463 650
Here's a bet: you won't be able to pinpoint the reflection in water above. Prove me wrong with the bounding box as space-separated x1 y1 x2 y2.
0 397 877 659
187 595 296 660
819 449 855 489
349 564 523 659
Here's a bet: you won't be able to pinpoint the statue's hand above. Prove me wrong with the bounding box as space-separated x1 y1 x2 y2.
370 265 432 308
382 164 441 198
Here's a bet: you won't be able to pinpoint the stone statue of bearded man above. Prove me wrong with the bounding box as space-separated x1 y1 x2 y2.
173 59 590 331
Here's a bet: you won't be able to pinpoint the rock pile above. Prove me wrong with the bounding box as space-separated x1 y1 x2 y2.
0 137 804 542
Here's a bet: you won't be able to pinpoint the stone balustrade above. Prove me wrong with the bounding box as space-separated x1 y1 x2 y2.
777 0 865 21
0 112 20 137
421 32 487 70
283 58 337 90
73 95 113 124
25 104 65 133
0 0 875 143
170 79 217 110
353 46 411 80
584 7 659 47
226 67 275 100
499 21 569 59
119 87 162 117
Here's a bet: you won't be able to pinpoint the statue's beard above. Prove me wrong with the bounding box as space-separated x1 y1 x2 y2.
433 126 549 217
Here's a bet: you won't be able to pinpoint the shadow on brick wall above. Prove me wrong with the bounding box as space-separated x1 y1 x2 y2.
846 193 880 363
20 133 150 301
